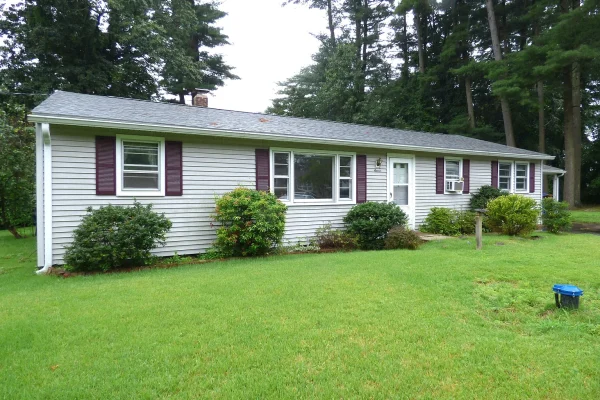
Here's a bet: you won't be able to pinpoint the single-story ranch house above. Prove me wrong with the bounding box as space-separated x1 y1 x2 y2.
30 91 563 271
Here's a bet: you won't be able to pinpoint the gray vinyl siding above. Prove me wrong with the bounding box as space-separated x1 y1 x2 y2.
50 132 388 264
49 127 543 264
366 154 387 202
51 132 256 264
414 156 542 227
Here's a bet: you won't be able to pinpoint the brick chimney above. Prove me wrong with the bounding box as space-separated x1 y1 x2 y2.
193 89 210 107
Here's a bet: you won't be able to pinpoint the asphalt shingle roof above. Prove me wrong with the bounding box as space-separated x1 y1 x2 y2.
31 91 551 159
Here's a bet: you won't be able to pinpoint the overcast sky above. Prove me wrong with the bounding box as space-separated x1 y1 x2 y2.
209 0 325 113
1 0 326 113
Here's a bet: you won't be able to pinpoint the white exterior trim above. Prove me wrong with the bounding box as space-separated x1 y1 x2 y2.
388 153 416 229
443 157 464 195
28 114 554 161
35 123 45 268
269 148 356 206
37 123 53 274
116 134 166 197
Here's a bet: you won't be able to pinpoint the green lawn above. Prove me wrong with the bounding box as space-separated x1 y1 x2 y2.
571 206 600 224
1 231 599 399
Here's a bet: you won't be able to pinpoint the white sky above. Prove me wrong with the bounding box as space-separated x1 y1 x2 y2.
1 0 326 113
208 0 325 112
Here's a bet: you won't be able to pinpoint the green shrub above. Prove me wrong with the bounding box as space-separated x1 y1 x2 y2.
64 202 172 272
212 187 287 257
384 226 423 250
486 194 539 236
311 224 358 250
542 198 572 233
470 185 507 211
420 207 460 236
420 208 476 236
343 202 408 250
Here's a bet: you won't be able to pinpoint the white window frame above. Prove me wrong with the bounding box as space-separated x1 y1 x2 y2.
269 148 356 205
498 161 513 192
444 157 463 194
116 134 165 197
514 162 529 192
272 151 291 201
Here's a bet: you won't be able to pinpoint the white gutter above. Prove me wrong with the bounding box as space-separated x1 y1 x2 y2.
28 114 555 161
35 123 44 269
36 123 52 275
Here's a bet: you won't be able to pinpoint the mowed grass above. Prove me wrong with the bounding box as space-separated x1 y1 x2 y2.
1 231 600 399
571 206 600 224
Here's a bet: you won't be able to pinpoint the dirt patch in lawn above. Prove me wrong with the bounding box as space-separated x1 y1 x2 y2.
571 222 600 235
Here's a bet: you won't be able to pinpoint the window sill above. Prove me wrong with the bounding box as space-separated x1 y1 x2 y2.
283 201 356 207
444 191 464 195
116 190 165 197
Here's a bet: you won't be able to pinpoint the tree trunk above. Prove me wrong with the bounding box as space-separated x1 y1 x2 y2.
465 77 475 129
415 10 425 74
7 227 23 239
571 61 582 206
327 0 336 46
485 0 516 147
401 12 409 81
178 93 186 104
537 81 545 154
563 66 576 206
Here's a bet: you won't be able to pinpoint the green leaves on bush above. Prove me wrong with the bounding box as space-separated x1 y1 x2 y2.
212 187 287 257
311 224 358 250
542 198 572 233
384 226 423 250
420 207 476 236
343 202 408 250
64 202 172 272
469 185 507 211
486 195 539 236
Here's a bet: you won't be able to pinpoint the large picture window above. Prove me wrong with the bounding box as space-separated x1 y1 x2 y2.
271 150 355 204
116 135 165 196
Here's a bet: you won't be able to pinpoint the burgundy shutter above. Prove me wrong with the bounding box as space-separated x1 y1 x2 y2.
529 162 535 193
356 155 367 203
96 136 116 195
255 149 270 191
436 158 444 194
491 160 499 188
165 141 183 196
463 159 470 194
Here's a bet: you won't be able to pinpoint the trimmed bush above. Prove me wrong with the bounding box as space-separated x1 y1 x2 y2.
212 187 287 257
542 198 572 233
486 194 539 236
343 202 408 250
384 226 423 250
420 207 476 236
311 224 358 250
470 185 507 211
64 202 172 272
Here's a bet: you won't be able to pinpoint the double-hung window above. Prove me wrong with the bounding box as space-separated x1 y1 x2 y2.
445 158 462 192
116 135 165 196
273 152 290 200
515 163 529 192
271 150 355 203
498 162 512 191
339 156 353 200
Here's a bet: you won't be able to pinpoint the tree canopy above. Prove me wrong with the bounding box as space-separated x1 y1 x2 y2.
271 0 600 205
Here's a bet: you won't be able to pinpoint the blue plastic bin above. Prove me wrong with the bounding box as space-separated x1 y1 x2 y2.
552 284 584 309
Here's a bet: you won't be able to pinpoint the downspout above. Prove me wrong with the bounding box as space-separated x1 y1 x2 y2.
36 123 52 275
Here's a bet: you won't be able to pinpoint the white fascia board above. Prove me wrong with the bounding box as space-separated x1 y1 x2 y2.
28 114 555 161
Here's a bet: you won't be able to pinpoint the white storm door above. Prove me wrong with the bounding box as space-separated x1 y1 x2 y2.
389 157 414 226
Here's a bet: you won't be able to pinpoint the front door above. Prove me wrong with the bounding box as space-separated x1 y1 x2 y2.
389 157 414 227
